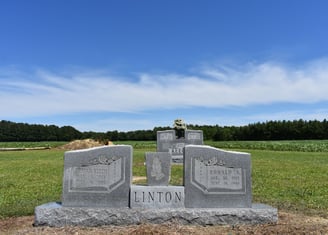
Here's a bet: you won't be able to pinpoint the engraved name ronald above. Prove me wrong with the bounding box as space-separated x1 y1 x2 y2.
191 156 246 194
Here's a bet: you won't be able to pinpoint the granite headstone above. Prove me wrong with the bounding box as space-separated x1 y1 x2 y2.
62 145 132 208
157 130 203 163
184 145 252 208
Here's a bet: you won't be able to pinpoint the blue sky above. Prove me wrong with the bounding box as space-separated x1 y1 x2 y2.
1 0 328 132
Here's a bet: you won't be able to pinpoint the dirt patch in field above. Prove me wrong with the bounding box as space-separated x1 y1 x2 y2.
1 211 328 235
57 139 113 151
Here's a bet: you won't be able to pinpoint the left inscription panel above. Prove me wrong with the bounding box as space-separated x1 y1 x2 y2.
62 145 132 208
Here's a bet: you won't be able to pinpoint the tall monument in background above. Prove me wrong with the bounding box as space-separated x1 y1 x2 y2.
156 119 203 163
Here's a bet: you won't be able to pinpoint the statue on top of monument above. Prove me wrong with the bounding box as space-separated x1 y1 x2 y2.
173 119 187 139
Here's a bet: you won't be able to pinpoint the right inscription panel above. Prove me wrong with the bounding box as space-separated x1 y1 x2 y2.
193 157 246 193
184 145 252 208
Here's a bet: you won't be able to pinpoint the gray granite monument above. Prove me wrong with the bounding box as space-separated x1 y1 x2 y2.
62 145 132 208
34 141 278 227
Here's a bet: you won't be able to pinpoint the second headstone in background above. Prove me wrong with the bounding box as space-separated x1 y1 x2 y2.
157 130 203 163
145 152 172 186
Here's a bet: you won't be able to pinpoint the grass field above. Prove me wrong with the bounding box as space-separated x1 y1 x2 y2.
0 140 327 219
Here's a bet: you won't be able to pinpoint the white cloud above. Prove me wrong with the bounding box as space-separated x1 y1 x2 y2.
1 59 328 119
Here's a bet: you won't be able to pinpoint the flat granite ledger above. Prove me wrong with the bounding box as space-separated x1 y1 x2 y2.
62 145 132 208
145 152 172 186
184 145 252 208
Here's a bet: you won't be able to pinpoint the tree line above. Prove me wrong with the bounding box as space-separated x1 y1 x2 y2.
191 119 328 141
0 120 82 141
1 119 328 142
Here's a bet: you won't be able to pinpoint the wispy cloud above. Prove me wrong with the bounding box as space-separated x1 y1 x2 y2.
1 59 328 119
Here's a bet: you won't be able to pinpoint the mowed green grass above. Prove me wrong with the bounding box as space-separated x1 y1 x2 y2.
0 141 327 219
250 150 328 217
0 149 64 218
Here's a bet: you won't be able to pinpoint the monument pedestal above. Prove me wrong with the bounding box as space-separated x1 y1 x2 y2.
34 202 278 227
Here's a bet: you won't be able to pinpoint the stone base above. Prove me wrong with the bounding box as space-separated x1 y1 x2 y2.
34 202 277 227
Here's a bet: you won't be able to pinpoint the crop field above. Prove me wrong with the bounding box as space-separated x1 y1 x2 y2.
207 140 328 152
0 140 327 219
